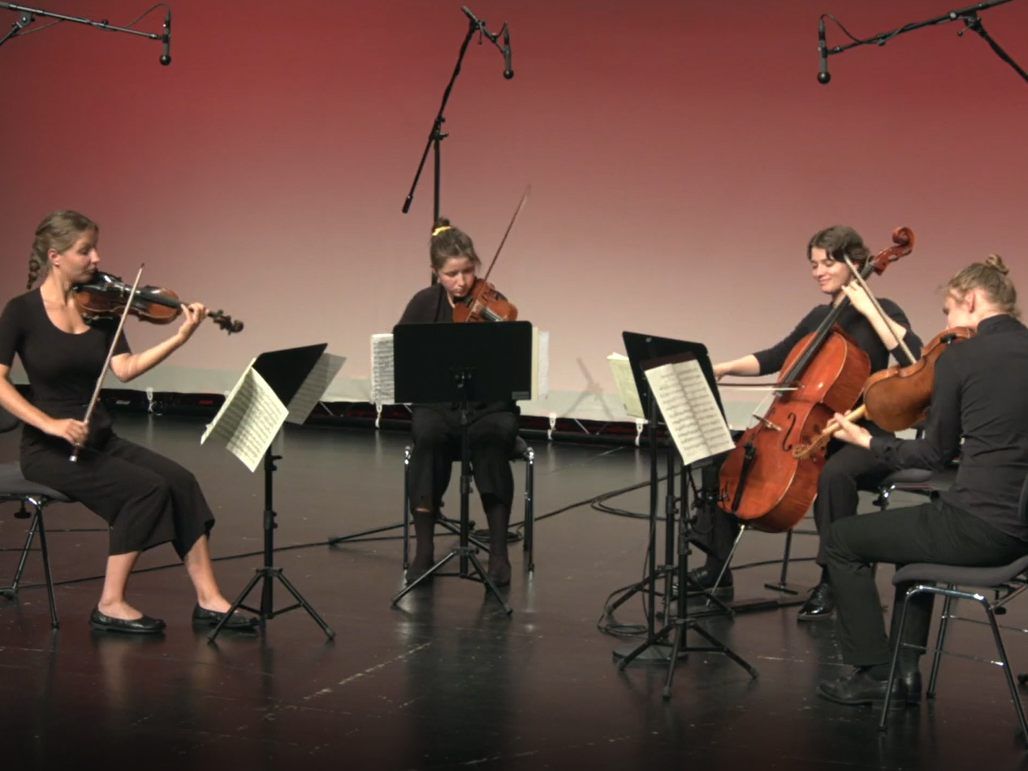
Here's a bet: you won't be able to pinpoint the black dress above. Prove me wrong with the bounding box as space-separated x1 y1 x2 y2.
398 283 518 513
0 290 214 557
693 298 923 567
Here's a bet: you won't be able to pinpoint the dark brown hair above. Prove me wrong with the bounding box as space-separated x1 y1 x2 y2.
28 210 98 289
429 218 480 271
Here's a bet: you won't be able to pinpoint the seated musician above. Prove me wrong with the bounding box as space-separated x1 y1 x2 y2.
398 218 519 587
820 255 1028 705
0 211 256 634
692 225 922 620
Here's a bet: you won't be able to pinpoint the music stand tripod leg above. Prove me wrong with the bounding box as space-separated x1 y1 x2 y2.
209 449 334 643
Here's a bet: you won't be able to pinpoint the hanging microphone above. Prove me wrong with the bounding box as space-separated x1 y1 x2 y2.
817 17 830 84
160 8 171 66
502 26 513 79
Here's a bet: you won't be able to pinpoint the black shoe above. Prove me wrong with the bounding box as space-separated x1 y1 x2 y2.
90 607 165 635
192 604 259 630
798 582 835 622
818 668 907 707
487 554 511 587
899 667 922 704
687 564 733 590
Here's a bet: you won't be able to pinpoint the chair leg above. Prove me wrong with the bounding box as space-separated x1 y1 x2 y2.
879 589 915 730
928 590 957 697
34 505 59 629
523 447 534 573
981 598 1028 746
402 447 411 570
1 508 41 598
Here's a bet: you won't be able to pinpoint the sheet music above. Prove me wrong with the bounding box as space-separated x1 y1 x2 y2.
608 353 644 419
644 358 734 466
533 328 550 399
370 333 395 405
201 364 289 473
285 353 346 424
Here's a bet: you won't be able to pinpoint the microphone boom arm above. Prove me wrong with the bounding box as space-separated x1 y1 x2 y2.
0 1 167 62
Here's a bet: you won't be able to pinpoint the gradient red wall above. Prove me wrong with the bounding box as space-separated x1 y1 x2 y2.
2 0 1026 420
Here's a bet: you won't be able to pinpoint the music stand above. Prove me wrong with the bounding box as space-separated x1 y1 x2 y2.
389 321 533 614
614 332 757 697
208 344 336 642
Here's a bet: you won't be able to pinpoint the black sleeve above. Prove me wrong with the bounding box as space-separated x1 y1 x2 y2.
870 344 962 470
752 308 821 376
880 298 922 366
0 297 24 368
398 294 423 325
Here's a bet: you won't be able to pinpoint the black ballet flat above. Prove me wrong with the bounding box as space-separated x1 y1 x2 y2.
192 604 259 630
90 607 166 635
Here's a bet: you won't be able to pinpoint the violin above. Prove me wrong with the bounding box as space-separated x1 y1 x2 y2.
73 271 244 334
452 278 518 322
452 188 529 324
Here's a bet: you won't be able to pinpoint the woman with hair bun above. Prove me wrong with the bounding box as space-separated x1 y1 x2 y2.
397 218 519 587
820 254 1028 707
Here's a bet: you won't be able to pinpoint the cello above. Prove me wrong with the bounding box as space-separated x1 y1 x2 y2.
717 227 914 532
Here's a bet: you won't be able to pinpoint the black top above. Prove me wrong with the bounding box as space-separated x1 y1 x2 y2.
0 289 129 440
397 282 515 418
753 297 922 376
399 283 454 324
871 314 1028 541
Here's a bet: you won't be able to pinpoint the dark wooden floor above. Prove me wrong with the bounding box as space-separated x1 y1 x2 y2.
2 414 1026 770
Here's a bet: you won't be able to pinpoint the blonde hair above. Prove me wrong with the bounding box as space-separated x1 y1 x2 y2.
947 254 1019 319
28 210 99 289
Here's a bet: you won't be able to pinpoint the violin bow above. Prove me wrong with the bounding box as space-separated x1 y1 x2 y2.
842 255 915 363
70 264 144 462
482 186 530 283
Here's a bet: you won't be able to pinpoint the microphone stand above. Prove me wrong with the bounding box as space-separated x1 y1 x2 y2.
0 1 166 62
400 6 513 248
819 0 1027 85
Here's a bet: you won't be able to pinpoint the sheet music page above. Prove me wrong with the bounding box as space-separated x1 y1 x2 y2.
201 365 289 473
284 352 346 425
644 358 734 466
532 327 550 399
370 333 395 405
607 353 644 419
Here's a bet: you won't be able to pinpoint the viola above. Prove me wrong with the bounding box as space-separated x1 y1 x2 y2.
792 325 975 460
450 188 529 324
74 271 244 334
452 278 518 322
717 227 914 532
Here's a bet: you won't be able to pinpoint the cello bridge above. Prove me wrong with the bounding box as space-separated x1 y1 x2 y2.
751 414 782 431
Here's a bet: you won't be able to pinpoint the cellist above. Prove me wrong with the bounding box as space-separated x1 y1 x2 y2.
397 218 519 587
691 225 923 620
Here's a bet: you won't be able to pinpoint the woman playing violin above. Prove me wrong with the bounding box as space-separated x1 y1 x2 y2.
692 225 923 620
0 210 255 634
398 218 519 586
820 255 1028 706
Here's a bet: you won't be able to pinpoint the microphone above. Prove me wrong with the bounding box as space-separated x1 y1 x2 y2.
817 17 830 84
502 26 513 79
461 6 482 29
160 8 171 66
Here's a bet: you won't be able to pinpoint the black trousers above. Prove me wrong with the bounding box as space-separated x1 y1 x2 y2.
20 428 214 558
825 497 1027 666
408 407 517 513
693 443 895 568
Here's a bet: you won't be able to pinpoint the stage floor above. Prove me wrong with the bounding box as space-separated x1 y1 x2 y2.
2 414 1025 770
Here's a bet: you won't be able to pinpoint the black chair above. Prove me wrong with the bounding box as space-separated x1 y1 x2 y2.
401 435 536 573
0 408 73 628
878 475 1028 746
